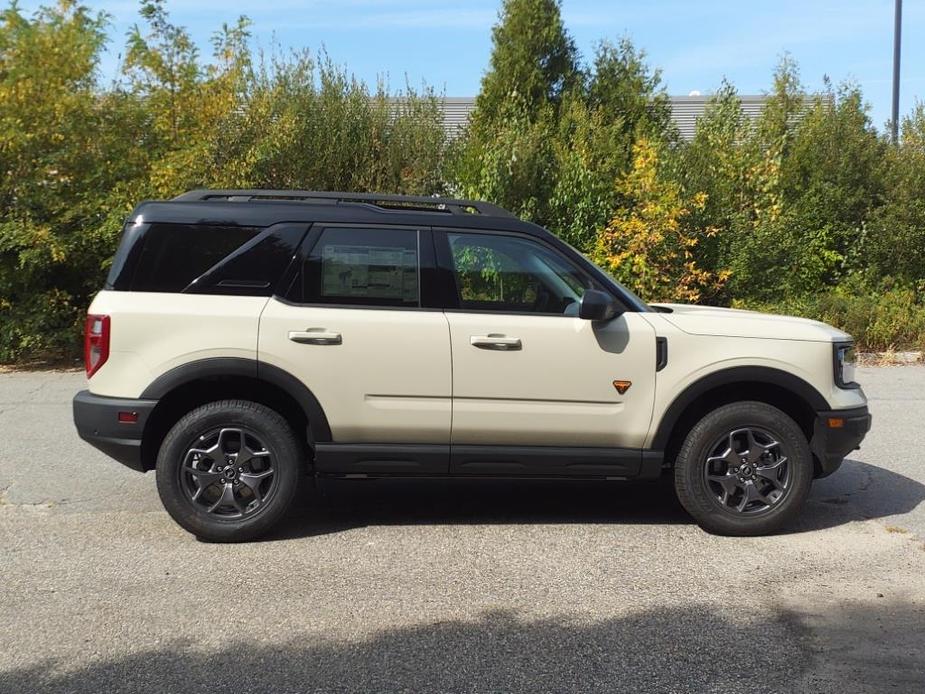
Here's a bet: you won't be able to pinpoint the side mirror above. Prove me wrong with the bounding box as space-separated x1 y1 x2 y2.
579 289 622 321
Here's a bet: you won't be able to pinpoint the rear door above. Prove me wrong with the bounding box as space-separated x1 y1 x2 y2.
258 225 451 473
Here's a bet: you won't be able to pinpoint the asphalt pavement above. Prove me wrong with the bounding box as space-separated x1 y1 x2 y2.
1 366 923 693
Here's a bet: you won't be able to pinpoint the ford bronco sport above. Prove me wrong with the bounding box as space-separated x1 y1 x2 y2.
72 190 871 541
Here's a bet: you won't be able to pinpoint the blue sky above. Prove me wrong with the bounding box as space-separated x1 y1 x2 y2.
18 0 924 131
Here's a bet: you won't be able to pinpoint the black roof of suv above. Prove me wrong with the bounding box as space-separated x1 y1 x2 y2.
107 189 648 311
131 189 542 234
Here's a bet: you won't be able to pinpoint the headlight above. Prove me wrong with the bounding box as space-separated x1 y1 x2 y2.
834 343 858 389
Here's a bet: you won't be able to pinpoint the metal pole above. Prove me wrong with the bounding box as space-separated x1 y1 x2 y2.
892 0 902 143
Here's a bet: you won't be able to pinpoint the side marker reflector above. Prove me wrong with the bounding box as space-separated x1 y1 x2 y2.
118 411 139 424
827 417 845 429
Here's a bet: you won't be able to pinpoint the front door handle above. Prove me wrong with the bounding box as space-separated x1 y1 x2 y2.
289 329 342 345
470 334 522 351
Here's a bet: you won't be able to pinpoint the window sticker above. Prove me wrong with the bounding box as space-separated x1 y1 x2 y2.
321 244 417 301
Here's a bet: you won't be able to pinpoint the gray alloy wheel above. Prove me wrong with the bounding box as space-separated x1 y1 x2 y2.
673 401 813 536
156 400 302 542
702 427 792 515
180 427 278 518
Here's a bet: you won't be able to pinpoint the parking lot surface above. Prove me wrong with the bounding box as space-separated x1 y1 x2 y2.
1 367 924 693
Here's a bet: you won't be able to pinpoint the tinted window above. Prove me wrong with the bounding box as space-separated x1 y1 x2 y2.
129 224 259 293
185 223 308 296
106 221 148 290
300 227 419 307
447 232 595 315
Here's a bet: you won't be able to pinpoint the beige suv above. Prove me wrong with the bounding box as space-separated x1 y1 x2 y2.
72 190 871 541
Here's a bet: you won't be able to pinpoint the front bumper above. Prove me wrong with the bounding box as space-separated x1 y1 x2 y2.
72 390 158 472
810 405 871 477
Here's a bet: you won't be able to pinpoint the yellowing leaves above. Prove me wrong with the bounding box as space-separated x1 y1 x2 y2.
591 138 729 304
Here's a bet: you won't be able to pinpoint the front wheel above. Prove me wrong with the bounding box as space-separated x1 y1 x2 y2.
674 401 813 536
156 400 302 542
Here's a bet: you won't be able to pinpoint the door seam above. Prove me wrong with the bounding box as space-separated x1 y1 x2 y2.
444 309 455 456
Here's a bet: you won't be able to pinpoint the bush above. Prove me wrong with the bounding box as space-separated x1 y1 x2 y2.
591 139 728 303
0 1 447 364
451 2 673 251
736 286 925 352
2 1 925 364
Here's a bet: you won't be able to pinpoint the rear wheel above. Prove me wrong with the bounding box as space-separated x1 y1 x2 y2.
156 400 302 542
674 401 813 536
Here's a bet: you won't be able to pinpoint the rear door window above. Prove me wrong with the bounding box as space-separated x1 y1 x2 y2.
297 227 420 308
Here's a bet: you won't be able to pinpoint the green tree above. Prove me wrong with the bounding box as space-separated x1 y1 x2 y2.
454 4 675 251
209 49 447 194
471 0 579 127
863 103 925 284
592 139 728 303
545 40 675 250
729 76 884 300
778 82 884 288
0 0 111 361
673 81 752 299
588 38 674 149
451 0 578 225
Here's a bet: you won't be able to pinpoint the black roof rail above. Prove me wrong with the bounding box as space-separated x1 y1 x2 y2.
173 189 516 218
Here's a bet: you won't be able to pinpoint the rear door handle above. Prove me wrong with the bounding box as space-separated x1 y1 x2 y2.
289 329 342 345
470 334 522 351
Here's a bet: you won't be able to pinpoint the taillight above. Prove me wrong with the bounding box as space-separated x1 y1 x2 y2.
85 314 110 378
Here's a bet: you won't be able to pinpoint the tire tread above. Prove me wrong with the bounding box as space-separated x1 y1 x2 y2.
674 401 813 536
155 399 302 542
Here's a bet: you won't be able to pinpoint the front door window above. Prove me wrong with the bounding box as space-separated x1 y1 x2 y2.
446 232 596 316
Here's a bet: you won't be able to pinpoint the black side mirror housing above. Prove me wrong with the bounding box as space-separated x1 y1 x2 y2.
579 289 622 321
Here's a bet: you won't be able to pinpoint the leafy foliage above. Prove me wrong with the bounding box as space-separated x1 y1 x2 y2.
862 104 925 285
2 1 925 362
0 0 446 362
738 284 925 353
452 3 673 252
0 0 112 361
470 0 580 127
591 139 728 303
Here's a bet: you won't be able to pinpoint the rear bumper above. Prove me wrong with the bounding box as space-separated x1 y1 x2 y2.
810 405 871 477
72 390 158 472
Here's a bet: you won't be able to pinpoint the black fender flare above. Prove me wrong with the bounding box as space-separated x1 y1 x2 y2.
140 357 332 442
650 366 828 450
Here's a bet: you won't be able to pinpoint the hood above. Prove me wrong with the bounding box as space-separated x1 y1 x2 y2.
650 303 851 342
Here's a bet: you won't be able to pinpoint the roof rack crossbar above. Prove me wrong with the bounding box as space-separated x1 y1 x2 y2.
173 189 515 218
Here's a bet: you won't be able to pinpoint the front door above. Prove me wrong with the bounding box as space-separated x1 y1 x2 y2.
258 225 451 473
436 229 656 475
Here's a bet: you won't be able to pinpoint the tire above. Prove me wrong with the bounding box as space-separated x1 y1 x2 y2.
674 401 813 536
155 399 302 542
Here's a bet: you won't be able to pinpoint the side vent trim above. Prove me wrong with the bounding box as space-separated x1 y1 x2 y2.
656 337 668 372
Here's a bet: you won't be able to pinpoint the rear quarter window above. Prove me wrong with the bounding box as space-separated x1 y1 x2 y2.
128 224 259 293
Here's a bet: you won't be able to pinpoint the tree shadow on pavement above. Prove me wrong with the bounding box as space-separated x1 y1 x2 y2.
3 600 922 694
268 458 925 540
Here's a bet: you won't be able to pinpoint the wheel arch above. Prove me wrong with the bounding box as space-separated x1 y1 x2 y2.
139 358 332 471
652 366 827 472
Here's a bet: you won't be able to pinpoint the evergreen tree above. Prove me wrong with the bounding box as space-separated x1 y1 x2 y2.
589 38 674 144
470 0 579 129
451 0 578 225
